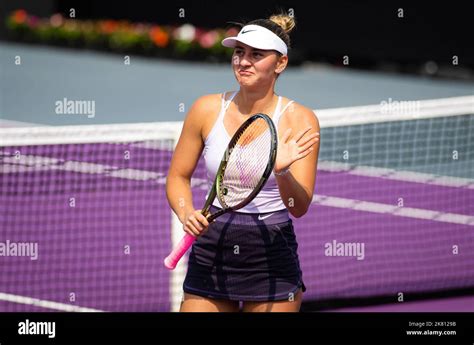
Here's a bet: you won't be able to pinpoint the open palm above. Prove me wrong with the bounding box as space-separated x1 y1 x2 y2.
274 126 319 174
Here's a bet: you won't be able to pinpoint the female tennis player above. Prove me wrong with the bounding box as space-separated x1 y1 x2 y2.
166 13 320 312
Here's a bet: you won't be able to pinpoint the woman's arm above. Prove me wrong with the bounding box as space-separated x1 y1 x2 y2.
275 103 320 218
166 94 220 235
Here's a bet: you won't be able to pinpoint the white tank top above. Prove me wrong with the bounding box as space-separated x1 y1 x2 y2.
203 91 294 213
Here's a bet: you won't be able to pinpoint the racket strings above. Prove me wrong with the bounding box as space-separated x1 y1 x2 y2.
220 118 272 208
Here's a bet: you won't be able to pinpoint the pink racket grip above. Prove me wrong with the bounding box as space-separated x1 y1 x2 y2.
164 234 196 270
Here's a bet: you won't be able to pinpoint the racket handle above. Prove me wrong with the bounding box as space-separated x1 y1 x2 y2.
164 234 196 270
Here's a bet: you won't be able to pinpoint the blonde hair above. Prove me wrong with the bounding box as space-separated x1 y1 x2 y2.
269 13 296 35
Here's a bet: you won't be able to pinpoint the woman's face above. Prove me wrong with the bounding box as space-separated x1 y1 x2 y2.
232 42 287 88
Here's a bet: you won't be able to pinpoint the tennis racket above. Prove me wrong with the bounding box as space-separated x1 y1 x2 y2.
164 113 278 270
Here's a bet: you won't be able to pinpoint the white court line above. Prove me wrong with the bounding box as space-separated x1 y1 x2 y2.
312 195 474 226
318 161 474 189
2 153 473 190
0 292 103 312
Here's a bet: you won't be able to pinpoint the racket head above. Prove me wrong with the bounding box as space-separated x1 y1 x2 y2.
215 113 277 211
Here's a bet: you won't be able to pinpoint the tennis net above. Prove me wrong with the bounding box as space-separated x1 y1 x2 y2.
0 95 473 312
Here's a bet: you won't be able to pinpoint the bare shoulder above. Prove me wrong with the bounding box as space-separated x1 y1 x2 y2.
170 93 223 178
188 93 222 119
280 98 320 132
184 93 222 137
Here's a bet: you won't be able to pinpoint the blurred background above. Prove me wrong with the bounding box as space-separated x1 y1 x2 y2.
1 0 473 125
0 0 473 313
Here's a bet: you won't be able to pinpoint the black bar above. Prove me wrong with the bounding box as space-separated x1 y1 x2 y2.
0 312 473 345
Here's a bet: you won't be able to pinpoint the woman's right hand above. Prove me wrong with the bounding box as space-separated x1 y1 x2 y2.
182 209 210 237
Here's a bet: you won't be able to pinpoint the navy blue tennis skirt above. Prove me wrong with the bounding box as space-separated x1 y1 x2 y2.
183 206 306 302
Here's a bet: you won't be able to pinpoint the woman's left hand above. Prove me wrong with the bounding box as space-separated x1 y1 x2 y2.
273 126 319 174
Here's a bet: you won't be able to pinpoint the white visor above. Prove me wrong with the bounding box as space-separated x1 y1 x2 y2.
221 24 288 55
